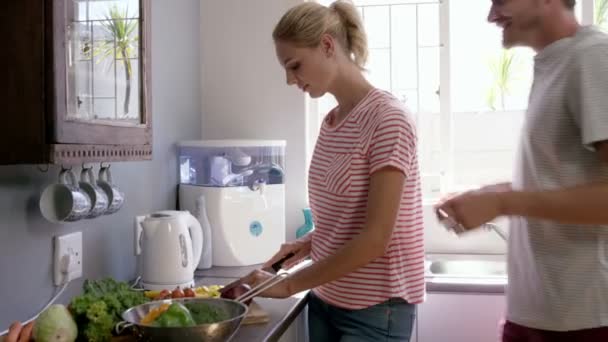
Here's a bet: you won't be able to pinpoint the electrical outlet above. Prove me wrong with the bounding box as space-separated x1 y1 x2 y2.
54 231 83 286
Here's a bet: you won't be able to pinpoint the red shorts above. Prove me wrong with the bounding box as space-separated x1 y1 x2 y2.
502 320 608 342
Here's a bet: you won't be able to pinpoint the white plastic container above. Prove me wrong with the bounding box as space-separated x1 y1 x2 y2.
178 140 286 187
177 140 286 267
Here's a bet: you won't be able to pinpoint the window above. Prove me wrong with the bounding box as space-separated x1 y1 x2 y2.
597 0 608 30
68 0 141 121
312 0 594 200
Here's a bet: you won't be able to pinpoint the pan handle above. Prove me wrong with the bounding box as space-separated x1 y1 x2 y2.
114 321 134 335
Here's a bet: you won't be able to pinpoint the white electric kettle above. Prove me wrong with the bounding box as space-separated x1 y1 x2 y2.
135 210 203 290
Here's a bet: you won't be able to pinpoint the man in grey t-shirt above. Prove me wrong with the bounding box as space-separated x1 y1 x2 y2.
438 0 608 340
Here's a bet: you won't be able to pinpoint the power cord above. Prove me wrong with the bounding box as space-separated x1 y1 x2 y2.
0 255 72 336
130 276 145 291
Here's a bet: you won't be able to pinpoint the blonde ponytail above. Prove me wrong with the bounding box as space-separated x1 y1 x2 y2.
329 1 368 68
273 0 369 69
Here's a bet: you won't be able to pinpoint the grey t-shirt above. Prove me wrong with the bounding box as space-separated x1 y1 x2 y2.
508 26 608 331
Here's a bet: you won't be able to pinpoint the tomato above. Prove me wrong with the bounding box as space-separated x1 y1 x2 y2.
154 289 171 300
183 288 196 298
171 287 185 298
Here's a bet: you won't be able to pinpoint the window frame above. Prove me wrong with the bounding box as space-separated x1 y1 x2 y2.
309 0 599 201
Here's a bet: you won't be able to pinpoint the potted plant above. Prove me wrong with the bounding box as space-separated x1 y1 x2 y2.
596 0 608 29
95 5 139 118
486 49 521 111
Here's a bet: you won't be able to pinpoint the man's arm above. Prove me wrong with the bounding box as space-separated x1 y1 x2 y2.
500 183 608 225
438 142 608 228
498 141 608 225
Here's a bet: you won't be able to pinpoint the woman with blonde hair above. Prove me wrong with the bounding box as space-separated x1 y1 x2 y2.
239 1 425 340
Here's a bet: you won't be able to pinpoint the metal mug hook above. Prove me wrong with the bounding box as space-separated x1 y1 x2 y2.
36 164 50 173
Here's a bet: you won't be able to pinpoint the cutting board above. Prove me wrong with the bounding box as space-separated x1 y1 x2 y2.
242 300 270 325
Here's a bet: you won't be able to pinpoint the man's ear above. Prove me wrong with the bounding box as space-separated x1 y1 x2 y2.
320 33 335 58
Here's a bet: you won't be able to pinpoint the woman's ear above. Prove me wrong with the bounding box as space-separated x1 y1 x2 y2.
320 33 335 58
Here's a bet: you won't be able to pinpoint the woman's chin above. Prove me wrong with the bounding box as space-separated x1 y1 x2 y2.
307 90 326 98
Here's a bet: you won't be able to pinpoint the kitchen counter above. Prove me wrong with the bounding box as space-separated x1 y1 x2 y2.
194 266 308 342
193 255 507 341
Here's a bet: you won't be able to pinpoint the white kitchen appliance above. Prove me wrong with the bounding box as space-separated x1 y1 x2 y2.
134 210 203 290
178 140 286 267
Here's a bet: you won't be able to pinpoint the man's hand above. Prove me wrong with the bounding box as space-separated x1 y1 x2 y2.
435 182 511 231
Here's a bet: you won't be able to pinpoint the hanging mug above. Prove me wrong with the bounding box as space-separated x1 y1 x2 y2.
40 168 92 223
79 167 109 218
97 165 125 215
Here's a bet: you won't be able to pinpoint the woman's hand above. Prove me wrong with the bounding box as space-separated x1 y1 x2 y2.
4 321 34 342
262 238 311 271
223 239 311 300
240 269 293 299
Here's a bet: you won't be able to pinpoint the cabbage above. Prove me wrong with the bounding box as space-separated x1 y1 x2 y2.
33 304 77 342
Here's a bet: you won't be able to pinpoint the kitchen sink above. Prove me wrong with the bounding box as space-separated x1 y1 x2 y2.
429 260 507 277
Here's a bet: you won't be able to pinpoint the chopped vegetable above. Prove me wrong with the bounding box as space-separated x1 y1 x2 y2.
185 302 229 325
152 303 196 328
194 285 222 298
140 304 170 325
144 285 223 300
143 290 161 299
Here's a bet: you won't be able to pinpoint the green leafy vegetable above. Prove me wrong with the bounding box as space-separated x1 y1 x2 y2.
185 302 229 325
69 278 148 342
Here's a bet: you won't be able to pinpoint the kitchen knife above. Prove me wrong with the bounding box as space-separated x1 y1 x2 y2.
219 252 296 295
267 252 295 273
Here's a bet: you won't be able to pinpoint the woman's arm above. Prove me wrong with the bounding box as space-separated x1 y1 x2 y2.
284 166 405 295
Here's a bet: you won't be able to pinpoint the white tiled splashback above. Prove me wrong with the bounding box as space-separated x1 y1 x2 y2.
422 205 508 255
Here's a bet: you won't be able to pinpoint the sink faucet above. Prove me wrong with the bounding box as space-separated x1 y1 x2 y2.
482 222 508 242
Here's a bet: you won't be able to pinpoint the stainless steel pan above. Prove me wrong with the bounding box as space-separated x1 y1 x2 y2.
119 297 247 342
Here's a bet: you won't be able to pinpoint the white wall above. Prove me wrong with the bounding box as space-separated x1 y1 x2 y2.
200 0 307 239
198 1 509 255
0 0 203 328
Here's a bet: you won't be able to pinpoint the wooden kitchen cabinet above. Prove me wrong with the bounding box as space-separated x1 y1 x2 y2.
0 0 152 165
417 293 505 342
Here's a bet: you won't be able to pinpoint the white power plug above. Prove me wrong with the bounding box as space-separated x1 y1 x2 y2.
53 232 83 286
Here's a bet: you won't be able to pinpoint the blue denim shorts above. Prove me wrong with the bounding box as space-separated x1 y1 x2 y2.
307 291 416 342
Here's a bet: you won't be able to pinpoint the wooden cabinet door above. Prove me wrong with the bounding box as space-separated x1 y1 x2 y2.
49 0 152 146
0 1 47 163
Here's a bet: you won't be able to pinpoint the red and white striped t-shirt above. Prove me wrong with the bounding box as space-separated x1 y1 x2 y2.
308 88 425 309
